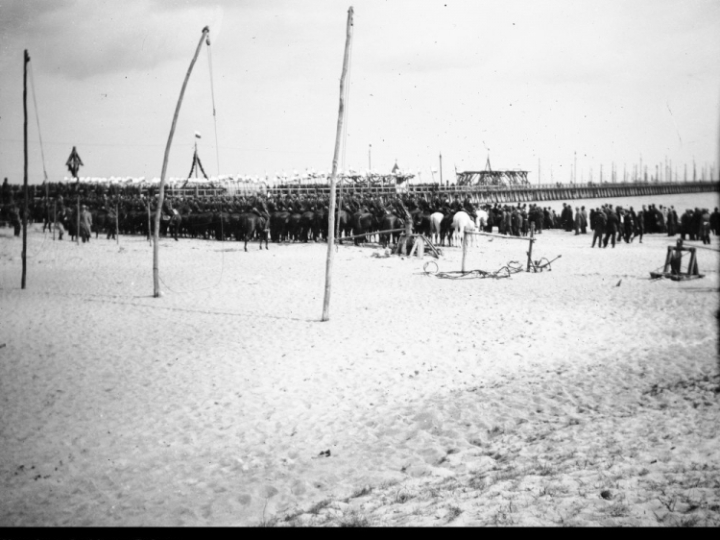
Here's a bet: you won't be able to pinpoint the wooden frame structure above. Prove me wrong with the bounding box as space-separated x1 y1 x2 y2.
650 240 704 281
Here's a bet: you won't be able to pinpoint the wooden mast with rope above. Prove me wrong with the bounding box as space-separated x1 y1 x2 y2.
153 26 210 298
21 50 29 289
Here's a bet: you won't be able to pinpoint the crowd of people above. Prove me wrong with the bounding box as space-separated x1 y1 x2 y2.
1 178 718 247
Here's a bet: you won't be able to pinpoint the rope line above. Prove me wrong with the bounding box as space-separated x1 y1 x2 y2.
335 20 353 244
423 261 524 279
28 63 48 183
206 40 221 176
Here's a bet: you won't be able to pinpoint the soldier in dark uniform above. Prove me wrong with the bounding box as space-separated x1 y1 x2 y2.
463 196 476 220
104 194 118 240
251 197 271 231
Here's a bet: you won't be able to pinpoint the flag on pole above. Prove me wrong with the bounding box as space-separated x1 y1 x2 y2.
194 131 202 139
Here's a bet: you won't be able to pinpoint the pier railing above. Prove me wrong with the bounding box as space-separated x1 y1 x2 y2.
264 180 718 202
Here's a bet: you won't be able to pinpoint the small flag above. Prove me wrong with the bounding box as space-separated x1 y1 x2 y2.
194 131 202 139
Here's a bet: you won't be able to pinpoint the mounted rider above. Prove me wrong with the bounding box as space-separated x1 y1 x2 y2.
251 196 271 230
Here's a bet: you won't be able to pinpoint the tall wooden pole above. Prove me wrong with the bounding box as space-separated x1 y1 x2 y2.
153 27 209 298
21 50 29 289
322 6 354 322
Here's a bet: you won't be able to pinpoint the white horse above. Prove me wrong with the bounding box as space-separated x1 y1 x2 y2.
430 212 444 245
476 209 489 231
452 211 478 247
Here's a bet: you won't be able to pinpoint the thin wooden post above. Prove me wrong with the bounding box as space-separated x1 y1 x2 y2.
21 50 29 289
322 7 354 322
76 192 80 244
115 200 119 245
461 230 468 273
526 223 535 271
153 27 209 298
219 198 224 241
52 200 56 241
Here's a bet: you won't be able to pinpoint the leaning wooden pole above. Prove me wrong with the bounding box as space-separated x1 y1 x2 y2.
153 27 209 298
321 6 354 322
21 50 29 289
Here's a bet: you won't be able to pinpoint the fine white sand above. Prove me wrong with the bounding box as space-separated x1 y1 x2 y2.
1 224 718 526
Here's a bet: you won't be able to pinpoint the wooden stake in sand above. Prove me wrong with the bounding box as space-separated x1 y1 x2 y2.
153 26 209 298
21 50 29 290
115 200 119 245
321 7 354 322
76 193 80 245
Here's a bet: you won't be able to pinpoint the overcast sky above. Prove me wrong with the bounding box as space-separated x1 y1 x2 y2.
1 0 718 184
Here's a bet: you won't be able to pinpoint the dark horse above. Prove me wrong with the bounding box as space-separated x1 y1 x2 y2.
236 212 269 252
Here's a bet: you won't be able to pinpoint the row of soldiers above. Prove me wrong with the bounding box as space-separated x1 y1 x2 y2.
2 188 719 246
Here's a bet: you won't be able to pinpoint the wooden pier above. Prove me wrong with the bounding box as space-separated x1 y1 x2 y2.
11 179 718 202
265 180 718 202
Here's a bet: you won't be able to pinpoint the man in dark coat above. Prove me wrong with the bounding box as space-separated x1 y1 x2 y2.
679 209 693 240
561 203 573 232
603 209 619 248
632 208 644 243
591 209 606 248
711 207 720 236
79 204 92 243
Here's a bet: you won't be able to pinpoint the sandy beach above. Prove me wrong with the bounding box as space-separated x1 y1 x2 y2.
1 223 718 526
